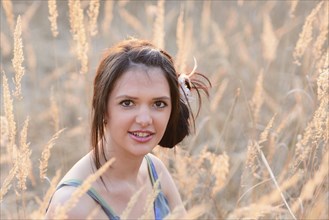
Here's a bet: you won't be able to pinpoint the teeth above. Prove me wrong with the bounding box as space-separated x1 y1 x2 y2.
133 132 150 137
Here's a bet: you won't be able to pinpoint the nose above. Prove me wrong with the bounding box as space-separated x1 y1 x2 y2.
136 106 153 127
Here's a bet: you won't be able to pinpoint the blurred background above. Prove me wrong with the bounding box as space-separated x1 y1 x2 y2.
1 0 328 219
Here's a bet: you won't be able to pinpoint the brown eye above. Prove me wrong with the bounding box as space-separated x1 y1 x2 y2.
154 101 167 108
120 100 134 107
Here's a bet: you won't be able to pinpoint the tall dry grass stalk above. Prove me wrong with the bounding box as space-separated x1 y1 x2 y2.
293 1 324 65
138 180 160 220
101 0 113 35
0 116 9 148
53 158 115 219
211 20 229 57
201 1 211 44
39 129 65 181
12 15 25 99
313 2 329 66
261 14 278 63
1 0 14 32
289 0 298 17
227 203 284 219
293 68 328 171
211 152 229 196
255 142 297 219
244 140 259 178
1 32 12 57
165 204 208 220
120 186 145 219
30 169 62 219
316 46 329 75
48 0 58 37
259 114 276 145
13 117 31 219
2 72 16 163
172 148 198 200
0 161 18 202
50 89 59 132
118 3 145 36
86 206 101 220
68 0 89 74
291 151 329 213
152 0 165 49
87 0 100 36
16 117 31 191
175 7 186 73
250 70 264 126
258 172 301 205
176 15 193 75
210 78 228 112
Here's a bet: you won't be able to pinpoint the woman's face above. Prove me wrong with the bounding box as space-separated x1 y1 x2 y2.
105 64 172 157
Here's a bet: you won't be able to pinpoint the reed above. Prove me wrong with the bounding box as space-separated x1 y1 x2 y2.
48 0 58 37
0 162 18 202
152 0 165 49
39 129 65 181
118 3 145 36
261 13 278 63
101 0 113 35
53 158 115 219
16 117 31 192
250 70 264 126
87 0 100 36
120 186 145 219
1 0 14 32
2 72 16 164
12 15 25 99
293 1 324 65
175 7 186 73
68 0 89 74
138 180 160 220
30 169 61 219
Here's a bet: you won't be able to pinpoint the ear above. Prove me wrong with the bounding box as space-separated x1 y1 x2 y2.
104 112 109 125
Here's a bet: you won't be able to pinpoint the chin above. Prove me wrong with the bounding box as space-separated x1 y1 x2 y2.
128 144 156 157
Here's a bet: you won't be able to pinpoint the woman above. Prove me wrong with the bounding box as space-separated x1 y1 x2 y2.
45 38 210 219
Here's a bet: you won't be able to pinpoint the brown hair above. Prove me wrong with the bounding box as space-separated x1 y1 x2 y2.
91 38 210 169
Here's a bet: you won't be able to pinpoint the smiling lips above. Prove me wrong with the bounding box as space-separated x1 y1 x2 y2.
128 131 154 143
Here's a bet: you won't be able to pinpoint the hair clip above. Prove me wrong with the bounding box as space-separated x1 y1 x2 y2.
178 57 197 103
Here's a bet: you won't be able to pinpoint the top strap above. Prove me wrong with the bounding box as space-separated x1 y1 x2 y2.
144 155 170 220
145 154 159 186
56 179 119 220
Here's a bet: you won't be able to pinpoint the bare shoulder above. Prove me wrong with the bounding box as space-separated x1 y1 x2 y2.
45 152 106 219
61 152 94 181
45 185 99 219
147 153 168 174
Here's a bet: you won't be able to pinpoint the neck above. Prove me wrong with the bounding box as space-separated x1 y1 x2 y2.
96 143 146 184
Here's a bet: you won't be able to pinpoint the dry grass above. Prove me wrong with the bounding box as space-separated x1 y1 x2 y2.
0 1 328 219
53 158 115 219
12 15 25 99
39 128 65 181
47 0 58 38
87 0 100 37
68 0 88 74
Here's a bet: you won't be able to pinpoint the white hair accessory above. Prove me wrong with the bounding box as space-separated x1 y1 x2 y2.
178 57 197 103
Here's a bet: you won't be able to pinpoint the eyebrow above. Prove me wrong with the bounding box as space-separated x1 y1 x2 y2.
115 95 171 100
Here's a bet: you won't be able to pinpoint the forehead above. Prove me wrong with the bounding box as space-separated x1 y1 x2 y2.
111 64 170 97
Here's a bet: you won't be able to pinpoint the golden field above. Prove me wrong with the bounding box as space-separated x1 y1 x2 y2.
0 0 328 219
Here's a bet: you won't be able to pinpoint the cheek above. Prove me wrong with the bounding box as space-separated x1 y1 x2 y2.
162 109 172 128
